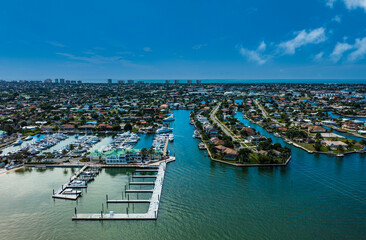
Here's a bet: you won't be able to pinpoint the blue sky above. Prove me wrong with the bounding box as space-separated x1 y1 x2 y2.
1 0 366 80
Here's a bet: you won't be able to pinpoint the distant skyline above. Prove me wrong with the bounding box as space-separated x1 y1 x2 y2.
1 0 366 80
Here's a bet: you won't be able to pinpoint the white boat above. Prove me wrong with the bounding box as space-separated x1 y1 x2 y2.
169 134 174 142
25 136 33 141
69 180 87 187
192 130 201 139
156 127 173 134
163 114 175 122
13 139 23 146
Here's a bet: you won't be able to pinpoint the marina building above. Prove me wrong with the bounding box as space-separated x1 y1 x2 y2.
90 149 163 164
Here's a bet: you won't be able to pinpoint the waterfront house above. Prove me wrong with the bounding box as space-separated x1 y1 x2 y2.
79 124 96 131
223 148 238 160
60 124 75 132
210 137 225 146
42 125 55 133
323 140 348 150
308 126 326 133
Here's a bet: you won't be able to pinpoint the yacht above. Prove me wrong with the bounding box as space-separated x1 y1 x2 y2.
156 126 173 134
198 142 206 150
68 180 87 188
25 135 33 141
169 134 174 142
13 139 23 146
192 130 201 139
163 114 175 122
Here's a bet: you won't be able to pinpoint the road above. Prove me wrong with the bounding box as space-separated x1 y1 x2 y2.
210 103 252 149
254 99 285 127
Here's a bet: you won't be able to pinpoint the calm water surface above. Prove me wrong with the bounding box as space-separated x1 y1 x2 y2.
0 110 366 239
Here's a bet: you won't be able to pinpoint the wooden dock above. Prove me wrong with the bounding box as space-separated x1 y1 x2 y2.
72 162 167 220
132 175 157 178
107 199 151 203
125 189 154 193
135 169 158 172
129 182 155 185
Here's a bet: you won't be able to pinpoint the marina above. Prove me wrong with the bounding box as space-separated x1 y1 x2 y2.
72 162 167 220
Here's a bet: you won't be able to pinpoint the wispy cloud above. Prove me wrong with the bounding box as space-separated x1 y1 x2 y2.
46 41 65 47
331 15 342 23
325 0 366 11
56 52 123 64
143 47 152 52
330 42 353 62
330 37 366 62
343 0 366 11
313 52 324 62
192 43 208 50
238 41 269 65
278 27 327 55
326 0 337 8
348 37 366 61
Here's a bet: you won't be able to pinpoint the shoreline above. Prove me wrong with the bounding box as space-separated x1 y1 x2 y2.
193 118 290 167
244 113 365 156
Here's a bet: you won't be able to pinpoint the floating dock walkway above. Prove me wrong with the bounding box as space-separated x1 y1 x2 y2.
132 175 157 178
72 162 166 220
52 165 101 200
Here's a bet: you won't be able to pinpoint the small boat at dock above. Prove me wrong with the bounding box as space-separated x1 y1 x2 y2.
163 114 175 122
13 139 23 146
25 135 33 141
198 142 206 150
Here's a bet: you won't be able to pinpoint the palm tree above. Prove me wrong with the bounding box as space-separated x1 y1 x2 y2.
238 148 252 163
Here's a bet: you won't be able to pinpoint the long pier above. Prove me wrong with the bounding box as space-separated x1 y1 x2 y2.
72 162 166 220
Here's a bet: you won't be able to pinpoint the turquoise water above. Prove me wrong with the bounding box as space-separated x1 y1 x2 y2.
0 110 366 239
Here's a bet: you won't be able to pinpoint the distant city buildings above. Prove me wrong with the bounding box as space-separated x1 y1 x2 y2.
127 80 134 84
77 80 82 84
174 80 179 84
54 79 59 84
44 78 52 83
165 80 170 84
137 81 144 84
60 79 65 84
66 80 70 84
187 80 192 84
107 79 112 84
196 80 201 84
118 80 125 84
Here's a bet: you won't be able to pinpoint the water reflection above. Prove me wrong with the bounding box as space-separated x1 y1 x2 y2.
104 168 134 177
14 167 33 175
